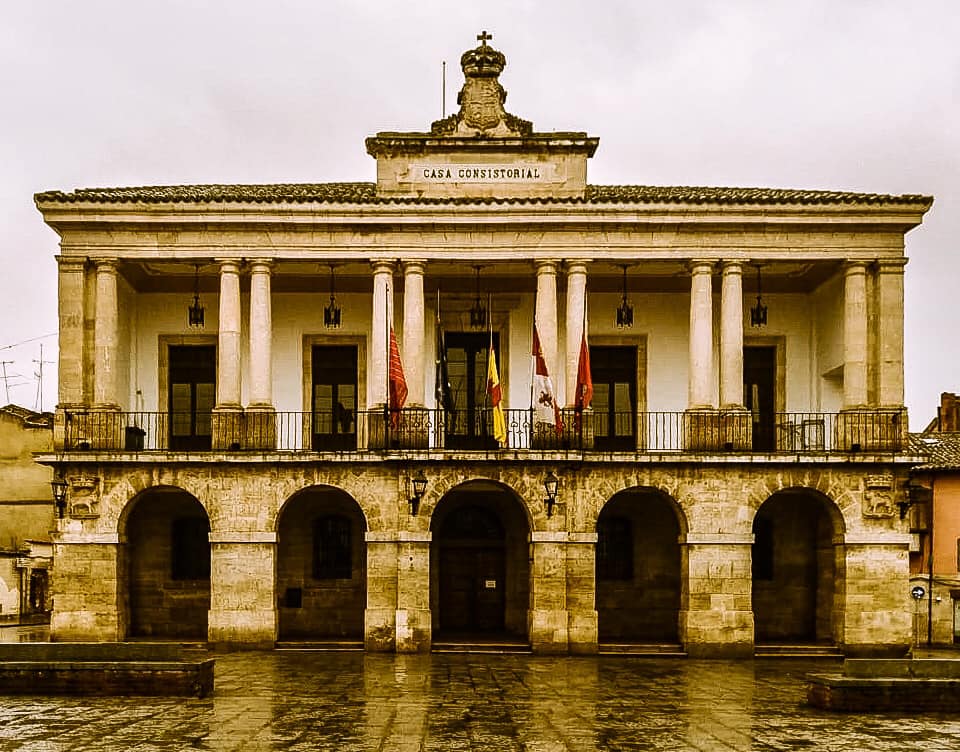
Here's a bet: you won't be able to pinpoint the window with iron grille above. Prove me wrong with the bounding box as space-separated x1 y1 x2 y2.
171 516 210 580
597 516 633 580
314 515 352 579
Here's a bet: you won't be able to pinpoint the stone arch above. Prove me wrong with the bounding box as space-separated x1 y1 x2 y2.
265 467 391 534
420 469 537 531
120 485 210 640
577 468 689 535
275 484 368 641
752 486 845 645
429 478 531 640
745 473 848 537
595 486 685 644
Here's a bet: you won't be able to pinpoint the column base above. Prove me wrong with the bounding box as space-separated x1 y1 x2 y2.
395 608 431 653
244 406 276 450
364 607 397 652
835 408 907 452
567 609 598 654
682 408 722 452
529 608 569 654
211 406 244 451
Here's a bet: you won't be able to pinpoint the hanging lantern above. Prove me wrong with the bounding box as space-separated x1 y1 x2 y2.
324 264 342 328
750 265 768 327
469 265 487 329
188 264 205 328
616 265 633 328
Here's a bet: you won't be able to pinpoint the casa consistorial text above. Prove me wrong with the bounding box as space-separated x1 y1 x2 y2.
411 163 546 182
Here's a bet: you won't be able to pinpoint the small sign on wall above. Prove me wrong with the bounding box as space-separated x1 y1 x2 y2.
484 580 497 589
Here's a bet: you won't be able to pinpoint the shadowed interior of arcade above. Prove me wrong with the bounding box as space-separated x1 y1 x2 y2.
430 481 530 643
596 488 683 645
276 486 367 641
752 489 844 645
122 487 210 639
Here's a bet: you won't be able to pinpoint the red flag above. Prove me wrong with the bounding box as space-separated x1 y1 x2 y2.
532 326 564 435
574 328 593 434
388 327 407 430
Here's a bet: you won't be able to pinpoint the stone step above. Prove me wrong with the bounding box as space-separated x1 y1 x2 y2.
431 641 532 655
275 640 364 652
755 643 844 658
598 643 687 657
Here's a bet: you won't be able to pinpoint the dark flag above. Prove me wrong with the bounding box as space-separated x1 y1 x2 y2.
435 318 454 414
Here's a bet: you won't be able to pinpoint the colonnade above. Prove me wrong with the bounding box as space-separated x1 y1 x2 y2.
55 256 906 420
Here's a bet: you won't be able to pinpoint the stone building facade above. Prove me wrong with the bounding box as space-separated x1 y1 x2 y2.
35 36 931 656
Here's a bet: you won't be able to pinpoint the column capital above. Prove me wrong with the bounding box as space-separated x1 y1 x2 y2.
247 259 274 274
564 259 591 275
875 258 909 273
720 259 744 274
57 256 87 272
687 259 715 275
534 259 560 274
90 257 119 272
371 259 396 275
215 258 242 274
842 260 869 275
401 258 427 275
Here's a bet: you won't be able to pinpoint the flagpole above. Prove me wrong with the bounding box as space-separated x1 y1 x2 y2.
385 282 390 449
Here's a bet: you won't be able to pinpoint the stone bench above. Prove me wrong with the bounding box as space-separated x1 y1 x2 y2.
808 659 960 712
0 643 214 697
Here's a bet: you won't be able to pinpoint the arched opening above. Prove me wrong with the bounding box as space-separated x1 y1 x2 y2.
596 488 683 644
752 489 842 645
431 481 530 641
276 486 367 641
123 487 210 639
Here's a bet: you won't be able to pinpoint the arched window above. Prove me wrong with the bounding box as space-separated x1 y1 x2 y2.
313 515 352 579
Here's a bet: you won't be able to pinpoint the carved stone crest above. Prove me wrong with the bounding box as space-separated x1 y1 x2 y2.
68 475 101 519
862 474 895 519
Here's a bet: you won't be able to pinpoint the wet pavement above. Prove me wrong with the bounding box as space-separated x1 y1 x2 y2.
2 628 960 751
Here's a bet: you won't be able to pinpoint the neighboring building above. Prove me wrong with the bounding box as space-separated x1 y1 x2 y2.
34 36 931 656
909 393 960 646
0 405 54 623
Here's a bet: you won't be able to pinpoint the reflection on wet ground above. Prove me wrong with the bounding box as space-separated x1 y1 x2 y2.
1 635 959 751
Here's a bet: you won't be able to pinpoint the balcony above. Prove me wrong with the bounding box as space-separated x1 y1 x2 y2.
58 407 909 457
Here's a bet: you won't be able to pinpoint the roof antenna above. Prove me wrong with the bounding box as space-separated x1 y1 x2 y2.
442 60 446 118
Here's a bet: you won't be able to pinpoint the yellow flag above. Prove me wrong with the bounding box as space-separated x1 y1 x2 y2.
486 345 507 447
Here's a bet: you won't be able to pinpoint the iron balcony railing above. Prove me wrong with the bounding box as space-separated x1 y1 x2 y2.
61 408 908 455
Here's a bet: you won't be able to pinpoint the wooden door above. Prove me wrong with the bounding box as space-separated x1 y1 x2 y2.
744 346 776 451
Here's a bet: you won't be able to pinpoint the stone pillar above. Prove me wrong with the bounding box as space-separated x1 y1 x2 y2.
395 531 431 653
564 260 589 405
876 259 907 408
401 260 426 406
57 258 86 408
207 533 277 648
566 532 599 654
246 260 275 449
49 534 122 641
535 260 561 403
688 260 715 410
92 258 119 408
368 261 395 448
213 259 243 449
364 532 398 651
842 261 869 409
841 535 912 657
529 531 569 654
719 261 744 409
679 535 754 658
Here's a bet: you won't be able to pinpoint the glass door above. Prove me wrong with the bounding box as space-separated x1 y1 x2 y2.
591 346 637 451
168 345 215 451
444 332 499 450
312 345 357 451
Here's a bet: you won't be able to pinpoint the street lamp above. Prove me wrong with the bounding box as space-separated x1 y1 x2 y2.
543 470 559 518
51 468 68 519
409 469 428 516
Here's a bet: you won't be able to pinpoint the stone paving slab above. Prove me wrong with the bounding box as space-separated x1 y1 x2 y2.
1 652 960 750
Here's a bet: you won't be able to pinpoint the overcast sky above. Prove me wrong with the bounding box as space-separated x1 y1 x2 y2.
1 1 957 422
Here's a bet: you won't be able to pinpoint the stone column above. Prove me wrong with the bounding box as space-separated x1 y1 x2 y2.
535 260 561 403
688 260 715 410
719 261 745 409
246 260 276 449
401 260 426 406
213 259 243 449
564 260 589 405
369 261 395 448
57 258 86 408
49 534 122 641
842 261 869 409
364 532 398 651
528 531 569 654
92 258 119 408
679 535 754 658
207 533 277 648
876 259 907 408
566 532 599 654
395 531 432 653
